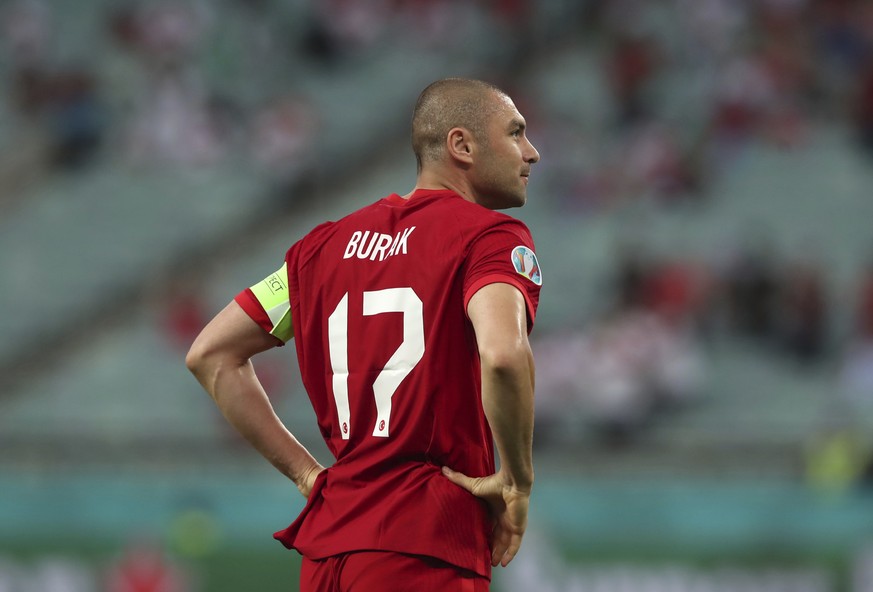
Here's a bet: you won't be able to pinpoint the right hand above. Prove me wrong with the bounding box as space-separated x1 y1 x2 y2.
295 463 325 499
441 466 531 567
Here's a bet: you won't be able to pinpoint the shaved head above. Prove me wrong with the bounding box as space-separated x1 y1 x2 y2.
412 78 509 171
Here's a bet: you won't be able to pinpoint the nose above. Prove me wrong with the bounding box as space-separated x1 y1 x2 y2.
524 137 540 164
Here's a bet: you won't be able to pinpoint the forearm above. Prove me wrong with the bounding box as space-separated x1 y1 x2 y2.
480 346 535 491
194 357 321 485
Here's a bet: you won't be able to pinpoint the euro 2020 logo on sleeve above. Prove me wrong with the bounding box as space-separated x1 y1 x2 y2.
510 246 542 286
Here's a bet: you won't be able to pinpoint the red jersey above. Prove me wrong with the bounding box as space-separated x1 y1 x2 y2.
234 189 542 578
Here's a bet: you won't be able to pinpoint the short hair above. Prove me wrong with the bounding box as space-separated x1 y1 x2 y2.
411 78 508 171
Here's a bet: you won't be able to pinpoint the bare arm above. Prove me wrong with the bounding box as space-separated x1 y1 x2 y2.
185 301 324 497
469 282 535 489
442 282 535 567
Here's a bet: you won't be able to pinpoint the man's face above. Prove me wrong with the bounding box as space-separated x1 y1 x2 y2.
470 93 540 210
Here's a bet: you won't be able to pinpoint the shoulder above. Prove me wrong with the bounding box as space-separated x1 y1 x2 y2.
464 205 535 245
434 195 534 238
287 197 390 264
297 197 388 246
286 220 337 267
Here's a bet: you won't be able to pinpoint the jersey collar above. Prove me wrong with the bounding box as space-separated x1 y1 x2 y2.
384 189 461 205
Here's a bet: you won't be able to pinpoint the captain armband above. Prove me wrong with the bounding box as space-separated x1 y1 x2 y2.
249 262 293 342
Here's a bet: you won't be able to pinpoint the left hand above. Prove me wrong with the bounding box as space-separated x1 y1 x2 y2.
441 466 531 567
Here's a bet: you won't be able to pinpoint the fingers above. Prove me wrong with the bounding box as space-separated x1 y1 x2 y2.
441 466 476 493
442 467 527 567
500 537 522 567
490 527 522 567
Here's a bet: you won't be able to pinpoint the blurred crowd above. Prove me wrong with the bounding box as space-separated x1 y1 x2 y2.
526 0 873 212
500 528 842 592
4 0 873 456
0 540 194 592
518 0 873 453
3 0 873 207
535 236 873 450
0 0 532 204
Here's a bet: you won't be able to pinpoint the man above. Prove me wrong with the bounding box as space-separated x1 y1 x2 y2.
186 78 542 591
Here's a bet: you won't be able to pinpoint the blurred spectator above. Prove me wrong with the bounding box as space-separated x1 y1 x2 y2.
645 258 708 327
105 540 191 592
531 329 591 442
0 123 50 205
804 420 871 496
160 275 210 353
855 258 873 339
0 0 53 70
573 314 654 447
108 3 141 51
605 33 661 127
308 0 391 59
123 64 228 167
778 255 830 364
530 113 610 213
484 0 535 59
533 245 713 448
107 1 230 168
838 259 873 408
533 317 654 448
616 120 701 203
706 53 780 165
674 0 747 62
393 0 461 50
854 55 873 156
29 557 95 592
9 63 106 169
0 556 96 592
249 93 320 184
613 242 653 311
840 339 873 408
0 1 51 201
756 28 815 148
854 544 873 592
534 310 705 448
722 238 781 343
612 246 708 327
2 0 105 175
298 6 344 65
44 65 105 168
131 2 210 68
813 0 872 108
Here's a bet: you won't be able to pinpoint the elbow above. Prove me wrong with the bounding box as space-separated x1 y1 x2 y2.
185 334 217 384
185 334 248 399
185 341 224 401
185 343 204 376
478 341 533 376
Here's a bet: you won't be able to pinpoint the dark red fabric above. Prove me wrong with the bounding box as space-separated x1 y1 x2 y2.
237 189 540 578
300 550 490 592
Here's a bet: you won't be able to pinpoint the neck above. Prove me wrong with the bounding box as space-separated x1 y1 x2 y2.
404 164 477 202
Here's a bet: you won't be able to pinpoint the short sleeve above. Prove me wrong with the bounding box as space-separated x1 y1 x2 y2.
234 261 293 343
462 220 542 331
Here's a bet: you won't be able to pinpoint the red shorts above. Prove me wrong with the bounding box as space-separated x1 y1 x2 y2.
299 551 490 592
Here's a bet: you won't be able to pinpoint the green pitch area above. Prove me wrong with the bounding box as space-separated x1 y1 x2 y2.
0 540 299 592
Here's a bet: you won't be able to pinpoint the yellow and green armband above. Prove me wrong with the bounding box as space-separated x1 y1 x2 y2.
249 262 293 342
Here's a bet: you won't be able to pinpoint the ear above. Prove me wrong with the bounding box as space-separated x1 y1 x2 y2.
446 127 475 166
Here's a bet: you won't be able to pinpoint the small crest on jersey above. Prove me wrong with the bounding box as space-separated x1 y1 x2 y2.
510 246 542 286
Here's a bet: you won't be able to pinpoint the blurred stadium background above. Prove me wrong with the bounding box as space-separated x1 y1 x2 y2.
3 0 873 590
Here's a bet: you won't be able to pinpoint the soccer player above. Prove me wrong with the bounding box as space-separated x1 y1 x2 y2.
186 78 542 591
